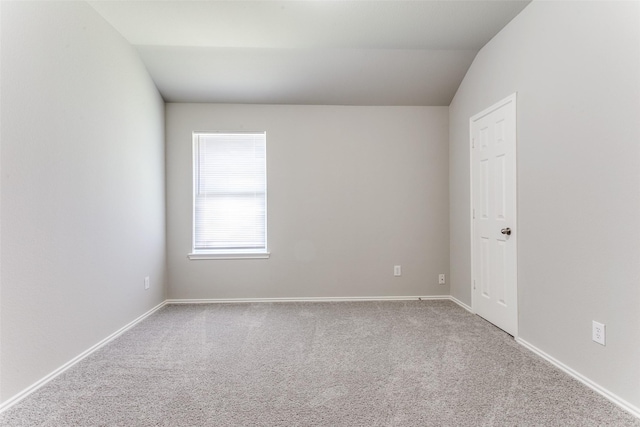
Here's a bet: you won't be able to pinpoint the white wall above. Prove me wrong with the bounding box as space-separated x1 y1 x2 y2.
0 1 166 403
450 1 640 409
166 104 449 299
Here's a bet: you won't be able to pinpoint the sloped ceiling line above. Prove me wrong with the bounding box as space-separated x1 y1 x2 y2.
88 1 531 105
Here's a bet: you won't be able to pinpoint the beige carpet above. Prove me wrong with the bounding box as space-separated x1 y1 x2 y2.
1 300 638 426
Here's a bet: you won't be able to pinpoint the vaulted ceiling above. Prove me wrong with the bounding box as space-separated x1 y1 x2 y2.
89 1 531 106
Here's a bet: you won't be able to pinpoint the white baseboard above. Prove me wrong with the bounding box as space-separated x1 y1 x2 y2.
0 301 167 414
4 297 636 422
516 337 640 419
166 295 451 304
449 295 473 313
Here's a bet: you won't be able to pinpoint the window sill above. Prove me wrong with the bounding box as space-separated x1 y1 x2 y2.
188 251 270 260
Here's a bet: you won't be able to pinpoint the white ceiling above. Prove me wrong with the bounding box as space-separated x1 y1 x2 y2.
89 1 531 105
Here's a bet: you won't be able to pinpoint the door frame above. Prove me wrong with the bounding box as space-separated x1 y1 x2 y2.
469 92 518 337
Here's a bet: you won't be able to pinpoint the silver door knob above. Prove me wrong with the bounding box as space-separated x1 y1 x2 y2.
501 228 512 236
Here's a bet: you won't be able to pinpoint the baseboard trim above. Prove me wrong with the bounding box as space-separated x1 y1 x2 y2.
0 300 167 414
516 337 640 419
449 296 473 313
5 297 636 421
166 295 451 304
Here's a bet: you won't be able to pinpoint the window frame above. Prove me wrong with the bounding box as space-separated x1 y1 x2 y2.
188 131 269 260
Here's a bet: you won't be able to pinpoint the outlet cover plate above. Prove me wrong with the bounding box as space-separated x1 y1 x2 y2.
592 321 605 346
394 265 401 277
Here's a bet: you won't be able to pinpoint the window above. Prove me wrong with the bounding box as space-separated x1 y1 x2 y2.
189 132 268 259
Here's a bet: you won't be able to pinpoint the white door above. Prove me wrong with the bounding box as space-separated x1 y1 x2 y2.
471 94 518 336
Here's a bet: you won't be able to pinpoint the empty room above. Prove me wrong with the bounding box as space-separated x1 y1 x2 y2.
1 0 639 425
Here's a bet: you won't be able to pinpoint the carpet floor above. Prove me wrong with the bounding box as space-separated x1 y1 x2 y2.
1 300 638 426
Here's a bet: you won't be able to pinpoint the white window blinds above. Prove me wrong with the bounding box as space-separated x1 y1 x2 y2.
193 132 267 253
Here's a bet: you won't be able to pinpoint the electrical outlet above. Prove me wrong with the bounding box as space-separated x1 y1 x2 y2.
394 265 402 277
438 274 446 285
592 321 605 346
144 276 150 290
